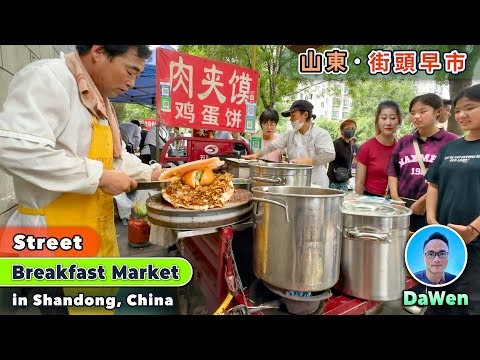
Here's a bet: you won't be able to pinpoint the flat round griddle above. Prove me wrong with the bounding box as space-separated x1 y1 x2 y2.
146 188 253 229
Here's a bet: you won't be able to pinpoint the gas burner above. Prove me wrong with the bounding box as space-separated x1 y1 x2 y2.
263 281 333 301
262 281 332 315
248 279 332 315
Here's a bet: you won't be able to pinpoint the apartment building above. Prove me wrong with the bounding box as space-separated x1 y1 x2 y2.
295 80 351 122
293 79 451 123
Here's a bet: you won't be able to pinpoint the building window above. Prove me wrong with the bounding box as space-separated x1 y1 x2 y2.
321 102 325 108
331 111 339 118
342 112 349 119
343 99 349 107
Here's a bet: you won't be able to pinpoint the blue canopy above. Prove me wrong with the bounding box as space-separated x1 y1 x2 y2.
110 45 175 108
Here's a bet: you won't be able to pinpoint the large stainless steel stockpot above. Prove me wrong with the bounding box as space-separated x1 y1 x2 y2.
338 201 412 301
249 163 313 188
224 158 253 179
251 186 346 292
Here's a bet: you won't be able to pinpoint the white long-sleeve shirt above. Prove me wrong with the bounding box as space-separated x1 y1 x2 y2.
0 53 155 226
258 126 335 165
258 125 335 186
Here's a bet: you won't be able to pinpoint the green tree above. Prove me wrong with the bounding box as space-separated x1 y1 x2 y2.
347 80 417 143
113 103 155 123
445 45 480 134
177 45 309 116
308 45 480 135
316 117 341 141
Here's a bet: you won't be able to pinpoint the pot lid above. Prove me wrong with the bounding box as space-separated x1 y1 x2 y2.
249 162 313 170
225 158 257 167
342 200 412 216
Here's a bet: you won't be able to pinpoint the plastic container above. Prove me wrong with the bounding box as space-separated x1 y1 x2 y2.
128 215 151 245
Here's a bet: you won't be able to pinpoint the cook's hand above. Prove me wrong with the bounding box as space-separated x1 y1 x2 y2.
99 169 137 195
411 199 426 216
151 166 166 181
242 154 257 160
290 157 312 165
447 223 477 244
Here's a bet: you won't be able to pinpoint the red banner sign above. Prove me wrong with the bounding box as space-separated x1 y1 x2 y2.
143 118 156 131
156 48 259 132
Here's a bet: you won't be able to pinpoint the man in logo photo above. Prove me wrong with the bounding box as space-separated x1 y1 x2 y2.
414 232 456 285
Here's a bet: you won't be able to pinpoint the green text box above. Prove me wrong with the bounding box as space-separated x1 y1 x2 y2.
0 257 193 287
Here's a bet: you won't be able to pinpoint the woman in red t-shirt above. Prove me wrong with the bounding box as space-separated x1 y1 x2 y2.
355 100 402 197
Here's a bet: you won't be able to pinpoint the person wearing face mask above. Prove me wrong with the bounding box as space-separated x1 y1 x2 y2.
327 119 357 191
242 100 335 187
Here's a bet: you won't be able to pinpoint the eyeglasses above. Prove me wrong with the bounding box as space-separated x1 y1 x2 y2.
261 121 277 128
424 251 448 259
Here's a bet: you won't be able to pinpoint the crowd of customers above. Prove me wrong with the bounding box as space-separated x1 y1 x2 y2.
122 89 478 315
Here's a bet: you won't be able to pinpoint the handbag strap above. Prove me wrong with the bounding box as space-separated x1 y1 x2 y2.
348 143 353 171
413 139 427 176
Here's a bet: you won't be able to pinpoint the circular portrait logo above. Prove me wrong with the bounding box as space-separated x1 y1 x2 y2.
405 224 468 288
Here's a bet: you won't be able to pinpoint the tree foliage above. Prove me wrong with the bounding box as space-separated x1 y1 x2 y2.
346 80 417 143
317 117 341 141
312 45 480 135
177 45 310 115
113 103 155 123
446 45 480 134
138 45 480 139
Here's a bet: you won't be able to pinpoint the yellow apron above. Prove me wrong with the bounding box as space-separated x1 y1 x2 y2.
18 115 119 314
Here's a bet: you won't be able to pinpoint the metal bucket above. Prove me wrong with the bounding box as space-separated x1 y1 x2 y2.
232 178 251 192
251 186 346 292
224 158 252 179
338 201 412 301
249 163 313 188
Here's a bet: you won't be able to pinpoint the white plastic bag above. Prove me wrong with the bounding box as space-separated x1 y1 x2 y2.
114 193 133 220
132 190 150 219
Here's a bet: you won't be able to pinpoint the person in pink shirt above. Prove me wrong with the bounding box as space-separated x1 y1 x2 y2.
355 100 402 197
255 108 284 162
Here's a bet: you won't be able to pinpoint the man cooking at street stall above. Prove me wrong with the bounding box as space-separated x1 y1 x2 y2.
0 45 164 314
242 100 335 187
